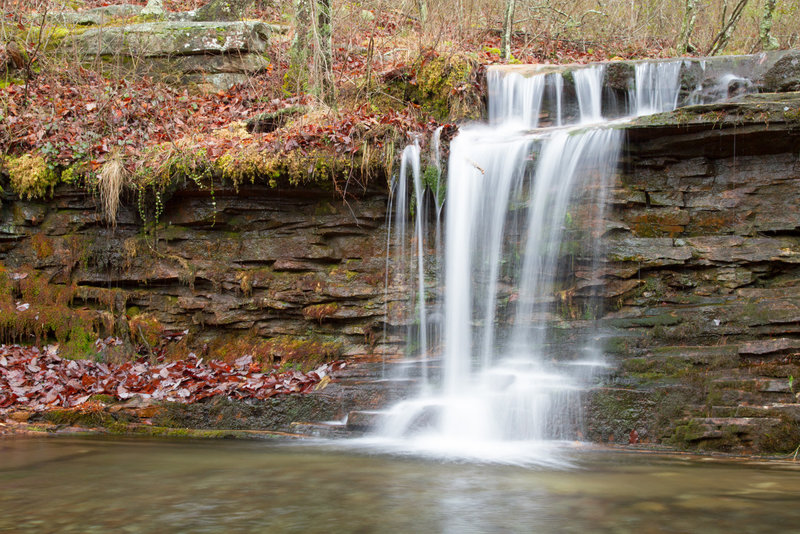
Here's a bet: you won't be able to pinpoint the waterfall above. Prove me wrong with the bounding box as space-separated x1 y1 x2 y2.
386 142 432 385
574 65 605 123
488 69 546 128
634 60 682 115
369 59 697 465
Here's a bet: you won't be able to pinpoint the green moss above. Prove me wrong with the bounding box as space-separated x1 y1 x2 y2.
602 336 629 354
609 312 682 329
126 426 246 438
5 154 59 199
31 234 54 259
422 165 445 205
60 166 78 184
0 269 97 346
590 389 644 436
61 325 97 360
0 77 24 88
411 54 480 121
758 418 800 453
89 394 117 404
41 408 120 428
621 355 693 382
670 419 706 445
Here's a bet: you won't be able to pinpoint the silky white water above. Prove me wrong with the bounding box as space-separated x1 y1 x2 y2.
370 61 692 465
634 60 682 115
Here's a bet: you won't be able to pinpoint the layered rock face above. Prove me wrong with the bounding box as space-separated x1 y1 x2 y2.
0 183 401 361
588 92 800 452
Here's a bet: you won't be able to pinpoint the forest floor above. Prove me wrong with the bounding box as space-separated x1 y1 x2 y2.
0 0 675 186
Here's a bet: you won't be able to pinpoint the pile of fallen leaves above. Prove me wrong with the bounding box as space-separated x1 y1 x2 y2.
1 69 433 177
1 72 284 169
0 344 345 412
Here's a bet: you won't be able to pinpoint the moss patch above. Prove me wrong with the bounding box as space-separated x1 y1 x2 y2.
4 154 59 199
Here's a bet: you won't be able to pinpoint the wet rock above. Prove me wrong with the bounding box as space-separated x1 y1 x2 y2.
345 410 382 431
762 51 800 92
604 62 634 92
599 89 800 453
738 338 800 357
606 237 692 266
8 410 32 423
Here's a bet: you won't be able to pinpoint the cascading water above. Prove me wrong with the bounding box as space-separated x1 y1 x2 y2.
633 60 682 115
369 60 704 465
384 143 434 386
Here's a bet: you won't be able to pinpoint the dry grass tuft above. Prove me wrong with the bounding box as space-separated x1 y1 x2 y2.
99 152 127 228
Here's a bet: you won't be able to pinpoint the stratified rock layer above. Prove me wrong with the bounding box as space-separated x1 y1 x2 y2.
0 184 405 360
586 92 800 453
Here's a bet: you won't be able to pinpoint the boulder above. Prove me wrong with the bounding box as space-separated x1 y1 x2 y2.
761 51 800 92
66 21 271 90
70 21 269 57
140 0 165 19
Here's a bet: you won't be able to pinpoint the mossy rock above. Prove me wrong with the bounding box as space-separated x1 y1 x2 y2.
151 395 340 432
194 0 253 21
383 52 483 122
604 61 634 93
66 20 270 58
4 154 59 200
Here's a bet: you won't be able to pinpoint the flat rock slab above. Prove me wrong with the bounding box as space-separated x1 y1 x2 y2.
739 338 800 356
70 20 270 57
65 21 271 90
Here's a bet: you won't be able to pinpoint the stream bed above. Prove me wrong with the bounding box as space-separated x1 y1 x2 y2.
2 437 800 533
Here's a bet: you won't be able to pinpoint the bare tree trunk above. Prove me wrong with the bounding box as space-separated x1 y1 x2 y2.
285 0 311 95
708 0 749 55
677 0 698 54
416 0 428 25
286 0 336 108
313 0 336 107
501 0 516 60
760 0 779 50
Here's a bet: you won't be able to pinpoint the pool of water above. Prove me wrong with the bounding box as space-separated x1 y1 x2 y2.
1 437 800 533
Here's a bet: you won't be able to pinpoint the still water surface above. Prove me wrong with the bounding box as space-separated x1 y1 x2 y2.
1 437 800 533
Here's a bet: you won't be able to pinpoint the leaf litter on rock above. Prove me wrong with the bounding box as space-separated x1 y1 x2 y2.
0 344 344 414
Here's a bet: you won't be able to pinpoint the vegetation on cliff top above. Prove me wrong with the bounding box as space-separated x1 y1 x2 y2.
3 0 796 214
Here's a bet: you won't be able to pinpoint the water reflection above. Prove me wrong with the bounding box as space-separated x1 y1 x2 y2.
1 437 799 533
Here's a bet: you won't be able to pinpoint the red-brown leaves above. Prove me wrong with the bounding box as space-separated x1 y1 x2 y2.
0 344 345 413
1 72 283 167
